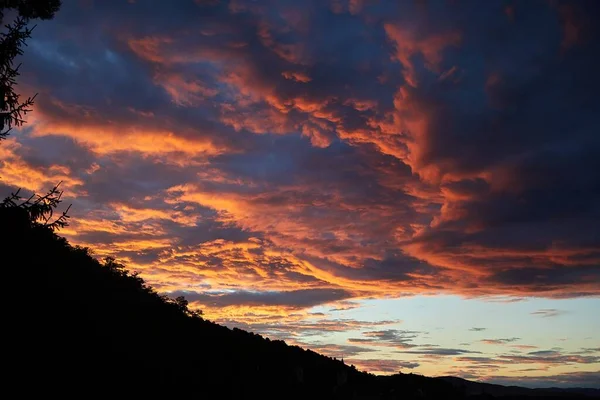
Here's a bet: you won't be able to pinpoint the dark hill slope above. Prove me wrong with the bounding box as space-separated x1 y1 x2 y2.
1 206 461 399
1 205 595 399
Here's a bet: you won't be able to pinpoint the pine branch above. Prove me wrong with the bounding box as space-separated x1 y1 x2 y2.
0 182 72 230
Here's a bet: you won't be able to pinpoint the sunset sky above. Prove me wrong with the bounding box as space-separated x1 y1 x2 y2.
1 0 599 388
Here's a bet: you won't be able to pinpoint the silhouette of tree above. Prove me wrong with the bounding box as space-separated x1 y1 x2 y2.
175 295 189 311
0 181 70 229
0 0 61 22
0 2 68 231
1 0 61 139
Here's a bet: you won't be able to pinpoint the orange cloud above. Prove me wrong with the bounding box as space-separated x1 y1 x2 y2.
154 71 218 106
0 139 84 195
28 98 227 157
384 23 461 87
282 71 312 83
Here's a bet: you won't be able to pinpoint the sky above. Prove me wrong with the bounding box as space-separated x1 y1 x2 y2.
1 0 599 388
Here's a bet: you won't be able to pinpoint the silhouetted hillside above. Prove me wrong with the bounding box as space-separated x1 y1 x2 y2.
1 202 597 399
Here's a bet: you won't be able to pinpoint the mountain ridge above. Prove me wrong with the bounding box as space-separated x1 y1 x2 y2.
438 376 600 398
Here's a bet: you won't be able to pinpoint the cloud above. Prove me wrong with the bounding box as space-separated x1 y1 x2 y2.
577 347 600 354
511 344 539 350
348 329 421 349
480 338 520 345
170 288 352 309
328 301 360 312
403 347 479 356
220 317 402 342
349 359 421 374
458 349 600 367
455 356 503 365
530 309 567 318
3 0 597 309
304 343 375 358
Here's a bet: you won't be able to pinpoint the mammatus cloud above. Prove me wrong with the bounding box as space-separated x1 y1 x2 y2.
2 0 599 385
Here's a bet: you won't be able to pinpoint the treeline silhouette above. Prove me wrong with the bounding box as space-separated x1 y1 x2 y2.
2 190 597 399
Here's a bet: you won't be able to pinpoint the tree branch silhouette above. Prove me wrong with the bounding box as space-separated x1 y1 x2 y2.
0 0 61 140
1 181 71 229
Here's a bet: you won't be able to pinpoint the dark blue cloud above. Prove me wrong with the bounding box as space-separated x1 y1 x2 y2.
170 288 353 308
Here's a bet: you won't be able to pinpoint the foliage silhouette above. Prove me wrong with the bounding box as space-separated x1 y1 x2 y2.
0 0 61 139
1 181 70 228
0 0 61 21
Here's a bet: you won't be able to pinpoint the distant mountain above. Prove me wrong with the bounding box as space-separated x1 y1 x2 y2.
1 203 597 399
440 376 599 398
